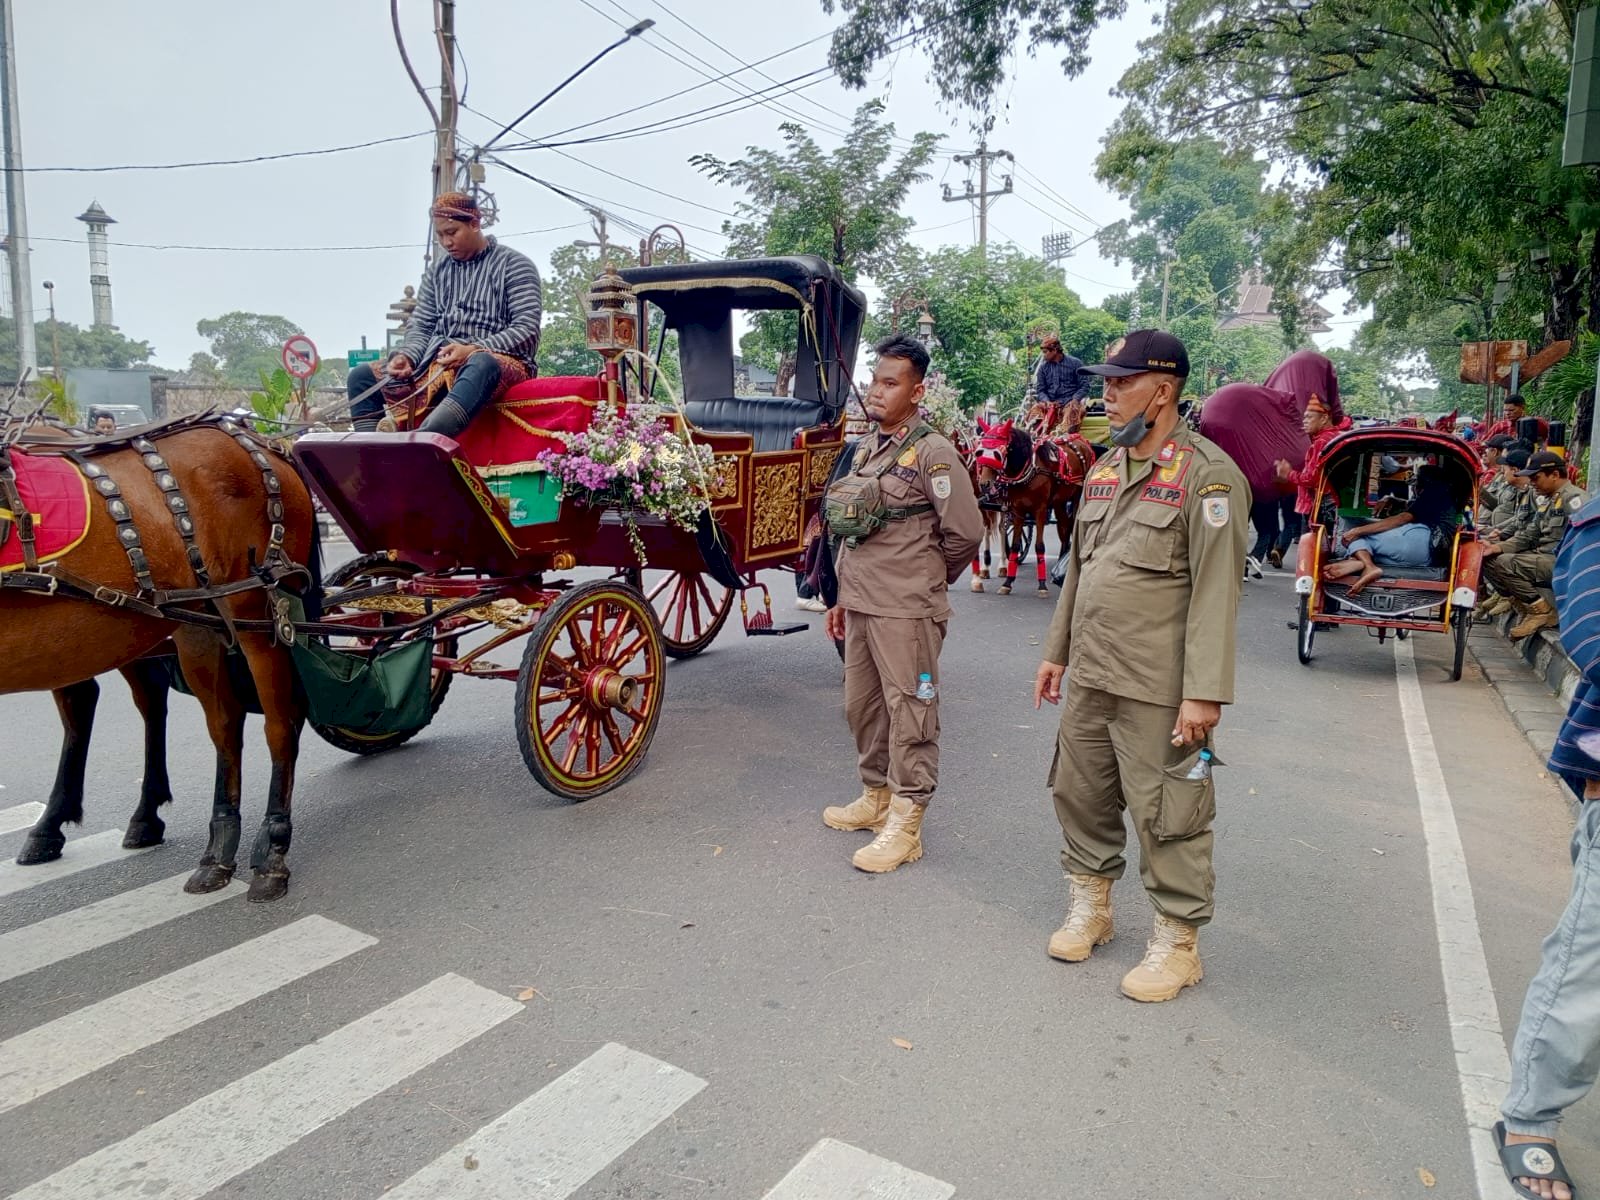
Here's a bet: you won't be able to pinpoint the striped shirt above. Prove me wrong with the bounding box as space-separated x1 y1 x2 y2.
1548 500 1600 787
398 236 543 372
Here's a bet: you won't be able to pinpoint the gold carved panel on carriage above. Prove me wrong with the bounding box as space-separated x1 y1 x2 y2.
746 452 806 562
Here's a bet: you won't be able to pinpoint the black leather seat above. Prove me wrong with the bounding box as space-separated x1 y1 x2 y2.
682 396 825 453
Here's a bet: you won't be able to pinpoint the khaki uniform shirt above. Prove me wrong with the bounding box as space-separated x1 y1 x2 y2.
1043 425 1249 708
1505 482 1586 555
836 422 984 620
1479 475 1510 527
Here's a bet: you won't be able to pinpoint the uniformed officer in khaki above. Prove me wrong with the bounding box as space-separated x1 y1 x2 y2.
1483 449 1586 638
823 333 983 872
1032 329 1248 1003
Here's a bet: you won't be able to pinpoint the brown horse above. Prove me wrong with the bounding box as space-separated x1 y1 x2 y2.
1 415 316 902
974 418 1096 596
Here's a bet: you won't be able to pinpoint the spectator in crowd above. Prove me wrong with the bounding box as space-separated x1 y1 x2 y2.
89 409 116 435
1482 450 1587 638
1495 492 1600 1200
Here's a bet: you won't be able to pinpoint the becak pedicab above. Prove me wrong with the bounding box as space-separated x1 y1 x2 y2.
1290 427 1484 679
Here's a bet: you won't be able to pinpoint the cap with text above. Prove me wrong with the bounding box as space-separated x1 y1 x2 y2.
1516 449 1566 477
1081 328 1191 379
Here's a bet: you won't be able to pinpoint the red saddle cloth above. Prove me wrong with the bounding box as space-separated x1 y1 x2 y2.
0 450 90 571
454 375 603 472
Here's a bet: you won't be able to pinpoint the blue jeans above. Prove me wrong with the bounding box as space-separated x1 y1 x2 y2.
1503 798 1600 1136
348 353 505 436
1343 522 1432 567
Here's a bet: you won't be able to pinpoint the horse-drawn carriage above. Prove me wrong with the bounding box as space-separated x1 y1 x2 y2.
293 254 862 798
1 254 862 898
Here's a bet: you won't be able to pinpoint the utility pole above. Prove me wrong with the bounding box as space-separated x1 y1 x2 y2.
942 144 1013 268
0 0 36 385
1160 257 1176 325
575 208 612 264
432 0 458 203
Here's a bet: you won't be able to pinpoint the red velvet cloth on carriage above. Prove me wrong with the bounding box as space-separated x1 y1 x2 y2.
1197 382 1309 500
454 375 603 471
0 450 91 571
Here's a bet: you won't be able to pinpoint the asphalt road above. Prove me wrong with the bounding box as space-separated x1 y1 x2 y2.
0 551 1592 1199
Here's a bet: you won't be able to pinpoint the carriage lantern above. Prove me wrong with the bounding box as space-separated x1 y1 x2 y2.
584 266 638 361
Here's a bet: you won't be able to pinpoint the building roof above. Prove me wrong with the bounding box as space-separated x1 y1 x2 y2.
1219 270 1330 334
76 200 117 226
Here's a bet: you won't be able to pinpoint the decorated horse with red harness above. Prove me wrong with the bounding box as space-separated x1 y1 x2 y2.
973 417 1097 595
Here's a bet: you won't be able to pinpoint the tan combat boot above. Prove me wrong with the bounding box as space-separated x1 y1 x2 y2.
1120 914 1204 1003
822 784 891 832
1510 598 1559 639
1048 873 1115 962
851 795 924 872
1478 593 1511 620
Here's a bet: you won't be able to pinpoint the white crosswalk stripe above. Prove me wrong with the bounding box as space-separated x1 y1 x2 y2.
7 973 522 1200
0 801 44 836
760 1139 956 1200
386 1041 706 1199
0 829 151 898
0 873 239 986
0 914 373 1115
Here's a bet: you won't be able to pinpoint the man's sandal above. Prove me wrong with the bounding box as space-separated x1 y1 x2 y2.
1495 1121 1579 1199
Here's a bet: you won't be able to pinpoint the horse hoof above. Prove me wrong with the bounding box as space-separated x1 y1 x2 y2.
979 568 991 579
971 580 985 593
122 817 166 850
184 861 235 894
247 868 291 904
15 832 65 866
1037 588 1050 597
998 585 1013 596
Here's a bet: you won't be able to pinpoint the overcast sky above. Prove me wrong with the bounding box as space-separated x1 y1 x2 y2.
11 0 1357 371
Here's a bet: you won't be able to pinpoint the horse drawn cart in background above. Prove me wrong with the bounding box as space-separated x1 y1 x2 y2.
1292 426 1483 680
292 255 863 799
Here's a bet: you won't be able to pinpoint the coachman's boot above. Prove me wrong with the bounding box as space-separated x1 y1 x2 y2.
823 784 892 832
1048 873 1115 962
851 795 924 872
1510 598 1559 640
1120 914 1204 1003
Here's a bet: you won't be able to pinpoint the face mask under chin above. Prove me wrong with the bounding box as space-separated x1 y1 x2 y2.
1108 388 1167 448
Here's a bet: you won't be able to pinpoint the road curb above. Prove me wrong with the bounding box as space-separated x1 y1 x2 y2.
1469 614 1580 812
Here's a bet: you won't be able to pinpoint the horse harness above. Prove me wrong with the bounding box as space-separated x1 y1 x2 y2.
0 412 303 640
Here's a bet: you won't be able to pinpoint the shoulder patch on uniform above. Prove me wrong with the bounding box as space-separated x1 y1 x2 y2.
927 461 952 473
1197 482 1232 497
897 447 918 468
1203 495 1230 528
1572 495 1584 510
931 475 952 499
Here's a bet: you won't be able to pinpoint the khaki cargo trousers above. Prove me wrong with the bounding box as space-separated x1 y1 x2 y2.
1483 551 1556 604
844 613 946 805
1050 684 1217 925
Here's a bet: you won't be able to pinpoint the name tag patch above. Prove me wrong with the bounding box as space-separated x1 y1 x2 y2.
889 465 919 484
1086 481 1119 502
1141 483 1186 508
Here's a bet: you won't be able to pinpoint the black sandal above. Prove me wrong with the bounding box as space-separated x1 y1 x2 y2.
1495 1121 1579 1199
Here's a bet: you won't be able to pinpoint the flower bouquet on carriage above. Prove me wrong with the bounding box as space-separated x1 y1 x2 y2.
536 401 717 565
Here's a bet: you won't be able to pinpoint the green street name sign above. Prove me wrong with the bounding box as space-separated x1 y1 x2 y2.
347 348 383 367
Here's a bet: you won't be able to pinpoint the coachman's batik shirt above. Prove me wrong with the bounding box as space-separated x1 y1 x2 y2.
398 236 544 372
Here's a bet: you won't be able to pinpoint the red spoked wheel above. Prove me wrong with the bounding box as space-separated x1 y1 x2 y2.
514 580 666 800
622 568 735 659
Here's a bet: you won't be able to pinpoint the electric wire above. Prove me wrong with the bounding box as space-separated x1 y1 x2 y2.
16 131 434 174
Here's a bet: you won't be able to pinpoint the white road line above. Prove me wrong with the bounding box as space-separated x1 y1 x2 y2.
0 829 151 898
386 1041 705 1199
1394 640 1517 1200
761 1139 955 1200
0 801 44 836
8 973 521 1200
0 873 240 987
0 914 373 1115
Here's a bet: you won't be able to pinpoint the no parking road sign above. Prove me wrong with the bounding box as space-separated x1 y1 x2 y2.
281 334 320 380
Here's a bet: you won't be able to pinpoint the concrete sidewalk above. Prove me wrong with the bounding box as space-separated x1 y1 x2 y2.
1470 615 1580 807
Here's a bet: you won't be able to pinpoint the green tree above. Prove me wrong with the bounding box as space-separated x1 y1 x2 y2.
694 101 938 393
821 0 1126 109
0 317 154 379
194 311 343 388
538 241 685 391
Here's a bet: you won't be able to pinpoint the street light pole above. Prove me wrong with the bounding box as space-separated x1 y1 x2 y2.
41 278 56 379
480 19 655 153
0 0 36 384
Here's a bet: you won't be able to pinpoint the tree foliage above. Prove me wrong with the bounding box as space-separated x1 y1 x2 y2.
821 0 1127 109
538 241 685 391
0 317 154 380
194 310 342 388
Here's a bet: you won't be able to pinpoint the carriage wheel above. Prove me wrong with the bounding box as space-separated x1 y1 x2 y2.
309 554 457 756
1451 607 1470 681
514 580 665 800
1297 595 1316 665
623 568 734 659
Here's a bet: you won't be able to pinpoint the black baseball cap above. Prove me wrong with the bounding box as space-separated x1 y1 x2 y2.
1083 329 1190 379
1502 447 1531 470
1485 433 1516 449
1516 449 1565 477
